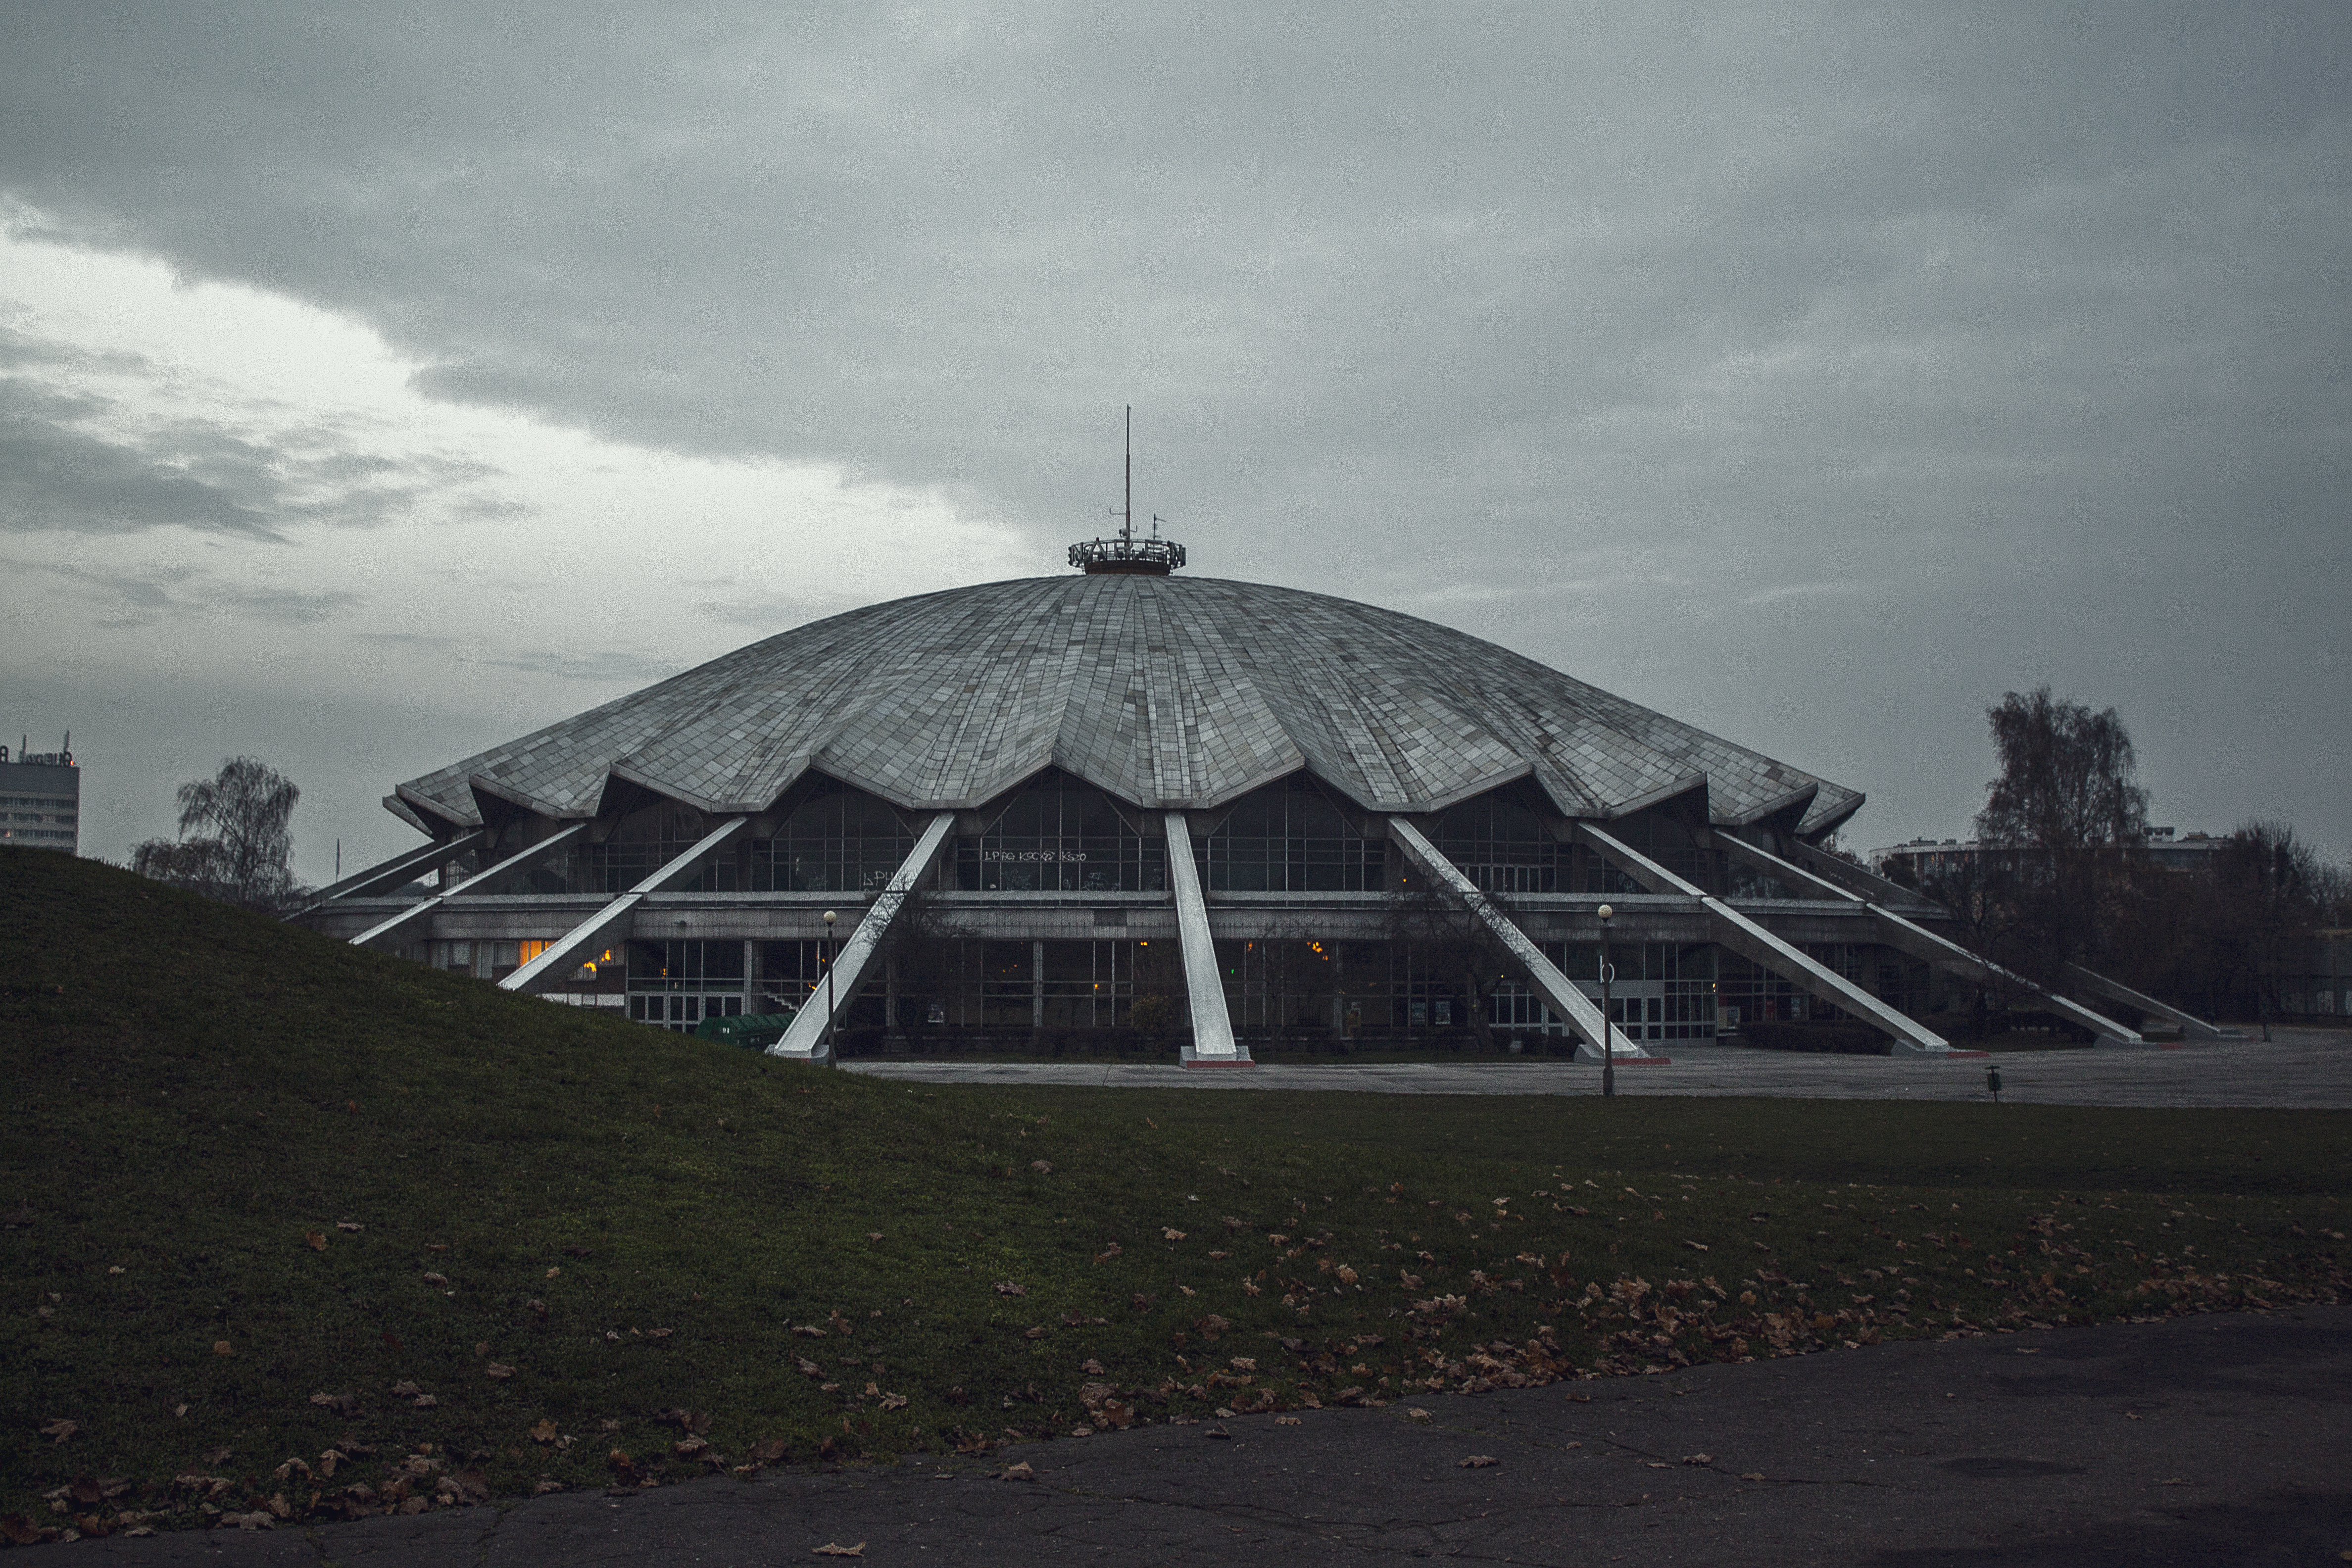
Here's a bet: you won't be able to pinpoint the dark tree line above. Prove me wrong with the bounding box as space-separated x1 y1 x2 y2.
1893 687 2349 1026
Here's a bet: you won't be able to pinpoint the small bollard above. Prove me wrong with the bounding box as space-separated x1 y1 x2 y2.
1987 1064 2003 1103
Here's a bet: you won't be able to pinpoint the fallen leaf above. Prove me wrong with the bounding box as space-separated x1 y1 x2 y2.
213 1341 233 1357
1163 1228 1187 1241
994 1280 1027 1297
530 1420 560 1444
1682 1241 1710 1253
391 1382 423 1398
414 1395 438 1409
1681 1454 1714 1466
1024 1326 1048 1339
486 1364 515 1380
337 1221 362 1232
866 1232 884 1242
1406 1408 1432 1421
534 1480 565 1495
37 1419 75 1443
305 1232 328 1252
1080 1358 1107 1375
1459 1455 1500 1469
1030 1160 1053 1174
1275 1414 1302 1425
811 1542 865 1557
1335 1266 1359 1285
423 1273 449 1286
1000 1462 1034 1481
1741 1471 1766 1481
547 1267 561 1278
1203 1424 1231 1440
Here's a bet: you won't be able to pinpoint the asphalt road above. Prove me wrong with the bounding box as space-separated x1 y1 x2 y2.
41 1306 2352 1566
844 1027 2352 1109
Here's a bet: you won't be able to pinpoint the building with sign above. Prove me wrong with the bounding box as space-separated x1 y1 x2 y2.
1 737 80 855
302 529 2206 1062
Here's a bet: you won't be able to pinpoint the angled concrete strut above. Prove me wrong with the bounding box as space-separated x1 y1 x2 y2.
305 830 487 909
1386 818 1644 1059
348 824 588 952
1574 823 1956 1054
767 813 958 1062
500 818 751 995
1165 813 1246 1064
1722 834 2146 1045
2062 964 2239 1042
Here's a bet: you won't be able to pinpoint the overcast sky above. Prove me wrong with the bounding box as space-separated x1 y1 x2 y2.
2 3 2346 884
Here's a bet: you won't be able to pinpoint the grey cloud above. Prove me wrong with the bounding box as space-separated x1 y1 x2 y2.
0 377 287 539
0 325 523 538
0 554 362 625
0 3 2346 851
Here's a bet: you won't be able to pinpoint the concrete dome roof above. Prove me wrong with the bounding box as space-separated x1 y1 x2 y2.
393 574 1861 835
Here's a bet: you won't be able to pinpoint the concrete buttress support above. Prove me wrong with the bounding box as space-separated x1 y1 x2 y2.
1386 817 1644 1059
766 813 957 1063
1164 812 1247 1065
499 817 752 995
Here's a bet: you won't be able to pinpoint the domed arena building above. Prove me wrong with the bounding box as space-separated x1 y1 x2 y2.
304 532 2164 1062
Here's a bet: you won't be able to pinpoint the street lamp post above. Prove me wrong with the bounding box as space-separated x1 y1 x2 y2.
1598 903 1616 1099
822 909 838 1064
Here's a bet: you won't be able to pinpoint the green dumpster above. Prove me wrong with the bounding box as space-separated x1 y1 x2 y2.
692 1010 799 1049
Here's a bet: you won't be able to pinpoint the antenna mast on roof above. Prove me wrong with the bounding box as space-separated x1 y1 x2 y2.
1069 405 1186 576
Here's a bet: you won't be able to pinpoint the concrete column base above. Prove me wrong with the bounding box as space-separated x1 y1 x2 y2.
1180 1045 1256 1068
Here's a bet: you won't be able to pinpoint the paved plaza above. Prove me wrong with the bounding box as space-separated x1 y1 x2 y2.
845 1026 2352 1109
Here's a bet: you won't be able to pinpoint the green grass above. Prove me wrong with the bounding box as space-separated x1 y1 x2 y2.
3 847 2346 1542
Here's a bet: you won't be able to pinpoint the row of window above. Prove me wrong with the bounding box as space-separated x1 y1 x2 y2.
0 796 75 810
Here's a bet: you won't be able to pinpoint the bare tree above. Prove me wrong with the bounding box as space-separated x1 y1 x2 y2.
1972 687 2150 981
131 756 304 914
1383 876 1519 1050
2201 822 2330 1040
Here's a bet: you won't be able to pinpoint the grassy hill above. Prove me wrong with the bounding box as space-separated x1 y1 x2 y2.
2 846 2345 1542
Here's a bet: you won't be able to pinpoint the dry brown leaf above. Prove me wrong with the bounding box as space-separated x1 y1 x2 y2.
1274 1415 1302 1426
37 1419 75 1443
1023 1326 1047 1340
993 1280 1027 1297
530 1420 560 1444
486 1364 515 1380
1459 1455 1500 1469
391 1381 423 1398
1163 1228 1187 1241
337 1221 362 1232
1740 1471 1766 1481
304 1232 327 1252
423 1273 449 1286
213 1341 233 1357
1029 1160 1052 1174
1681 1453 1714 1466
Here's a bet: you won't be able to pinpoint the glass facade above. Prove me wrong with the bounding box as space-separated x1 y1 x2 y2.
1197 776 1384 892
955 771 1165 892
1431 790 1568 893
752 780 916 892
627 938 748 1030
